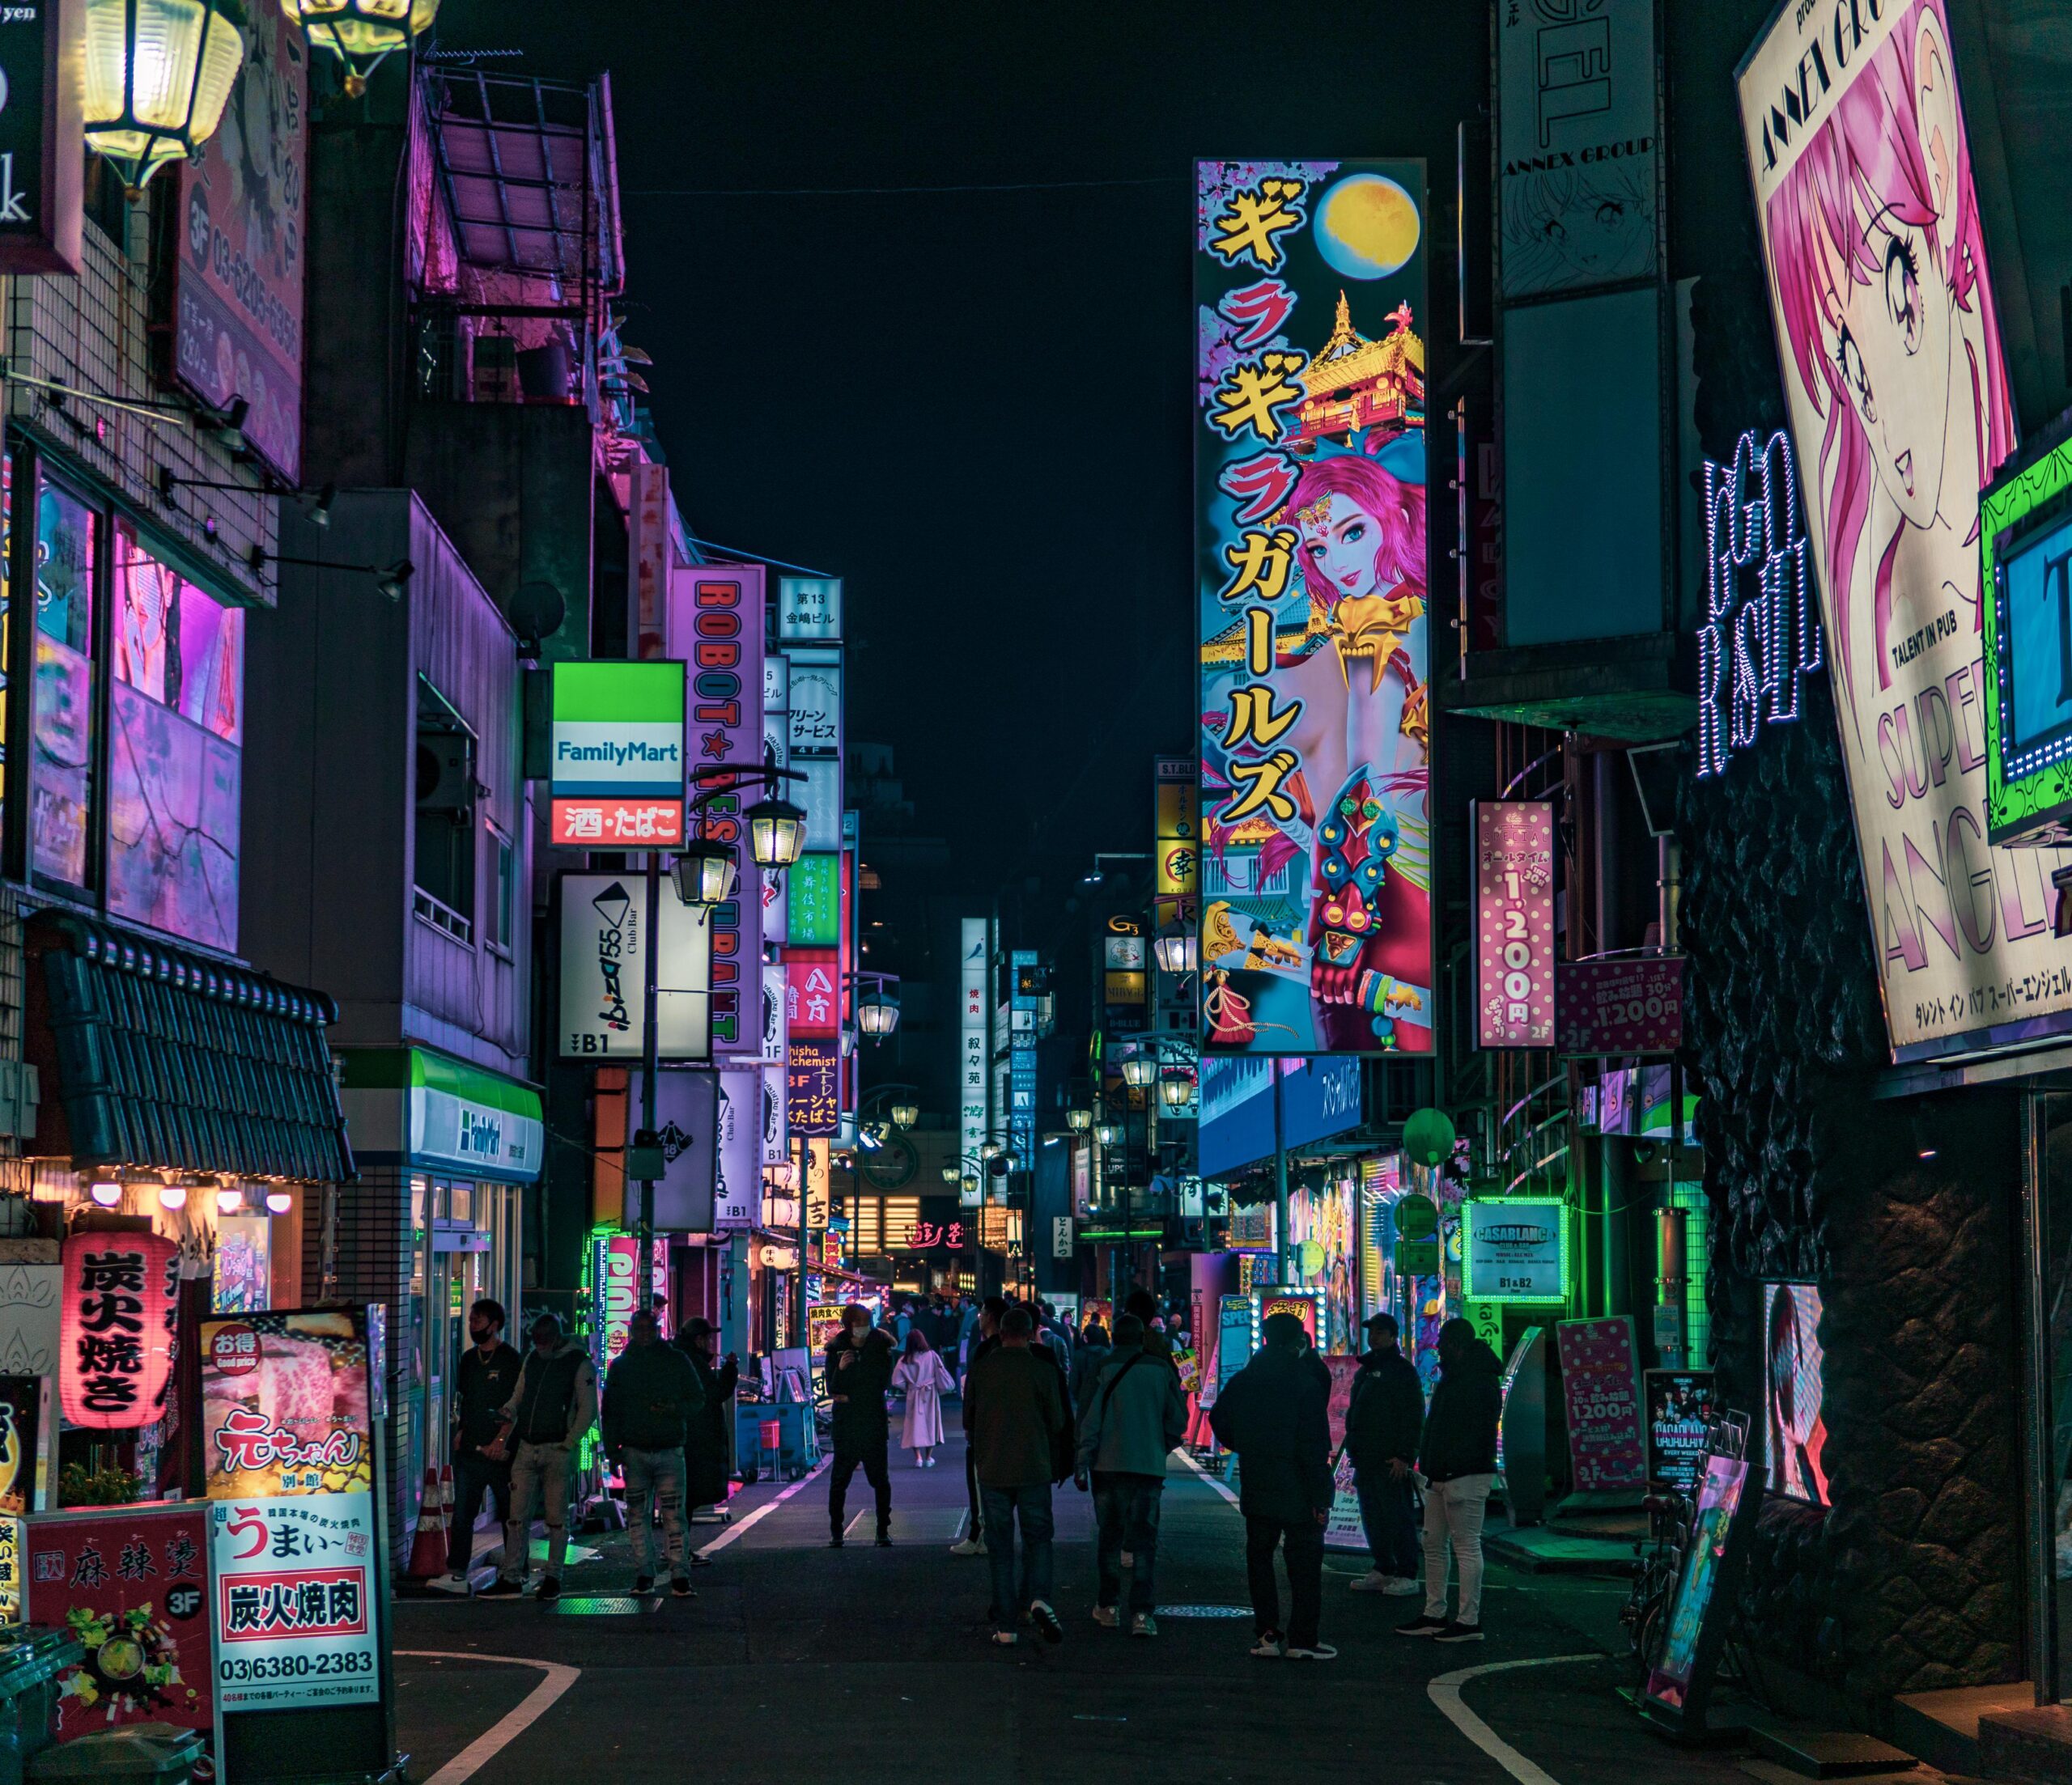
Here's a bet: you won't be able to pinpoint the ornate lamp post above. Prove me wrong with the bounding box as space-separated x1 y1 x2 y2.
83 0 248 192
283 0 440 97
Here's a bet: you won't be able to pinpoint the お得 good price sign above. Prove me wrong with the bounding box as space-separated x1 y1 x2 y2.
210 1492 377 1711
1474 802 1555 1047
550 660 686 847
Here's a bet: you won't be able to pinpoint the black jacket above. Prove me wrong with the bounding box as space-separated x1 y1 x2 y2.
824 1329 896 1452
602 1338 706 1454
453 1341 523 1458
1418 1338 1504 1482
681 1348 738 1507
1344 1347 1424 1475
1207 1345 1333 1522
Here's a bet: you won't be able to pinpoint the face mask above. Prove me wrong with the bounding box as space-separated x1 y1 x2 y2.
469 1325 493 1346
849 1325 868 1342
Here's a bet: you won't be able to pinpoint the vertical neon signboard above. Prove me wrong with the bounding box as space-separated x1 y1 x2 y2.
1473 801 1555 1048
1196 160 1433 1054
959 918 987 1206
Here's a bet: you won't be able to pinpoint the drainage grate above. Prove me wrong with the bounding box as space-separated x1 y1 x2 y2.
546 1595 660 1617
1154 1605 1254 1619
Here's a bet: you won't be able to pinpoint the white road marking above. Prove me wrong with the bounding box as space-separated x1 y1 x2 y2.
1428 1654 1603 1785
1172 1447 1242 1509
692 1456 830 1558
397 1651 582 1785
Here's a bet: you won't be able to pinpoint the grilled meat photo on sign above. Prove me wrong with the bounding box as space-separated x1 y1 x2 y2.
201 1312 373 1498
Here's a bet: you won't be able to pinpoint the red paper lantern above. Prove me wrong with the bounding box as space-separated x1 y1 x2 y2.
61 1232 180 1430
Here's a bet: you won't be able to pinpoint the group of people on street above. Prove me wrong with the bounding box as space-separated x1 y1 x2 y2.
448 1296 739 1601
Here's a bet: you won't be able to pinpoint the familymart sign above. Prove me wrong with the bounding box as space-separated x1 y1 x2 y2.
550 660 686 846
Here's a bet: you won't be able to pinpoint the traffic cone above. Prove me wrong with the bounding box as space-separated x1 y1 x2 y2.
405 1465 449 1579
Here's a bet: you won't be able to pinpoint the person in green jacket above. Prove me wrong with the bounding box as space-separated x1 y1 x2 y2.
601 1310 706 1596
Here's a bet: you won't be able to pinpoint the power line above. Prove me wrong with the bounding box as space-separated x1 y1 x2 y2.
683 535 838 579
626 175 1184 198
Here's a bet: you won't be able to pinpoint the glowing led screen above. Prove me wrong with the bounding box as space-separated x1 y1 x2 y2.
1982 435 2072 846
1761 1282 1828 1505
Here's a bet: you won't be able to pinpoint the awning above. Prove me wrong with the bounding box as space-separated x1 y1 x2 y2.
338 1048 543 1183
26 913 355 1182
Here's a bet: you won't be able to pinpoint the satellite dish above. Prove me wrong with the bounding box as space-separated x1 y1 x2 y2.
510 579 567 651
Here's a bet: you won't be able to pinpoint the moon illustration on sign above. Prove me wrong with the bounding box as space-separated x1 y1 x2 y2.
1314 173 1420 280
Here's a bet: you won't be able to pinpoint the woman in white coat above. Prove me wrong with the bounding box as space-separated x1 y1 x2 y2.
890 1328 954 1467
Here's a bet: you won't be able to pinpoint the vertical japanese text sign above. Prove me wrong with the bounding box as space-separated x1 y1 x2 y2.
960 918 987 1206
1195 160 1434 1055
1473 802 1555 1047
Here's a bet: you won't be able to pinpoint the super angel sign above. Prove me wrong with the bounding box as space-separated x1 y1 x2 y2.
1196 161 1433 1055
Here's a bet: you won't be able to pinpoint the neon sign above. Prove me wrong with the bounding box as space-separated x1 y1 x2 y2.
1696 428 1823 778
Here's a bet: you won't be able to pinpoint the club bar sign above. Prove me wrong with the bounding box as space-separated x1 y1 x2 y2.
1473 801 1555 1047
550 661 686 846
1696 428 1823 778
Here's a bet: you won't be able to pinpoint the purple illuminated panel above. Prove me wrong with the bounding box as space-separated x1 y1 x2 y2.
1474 801 1554 1048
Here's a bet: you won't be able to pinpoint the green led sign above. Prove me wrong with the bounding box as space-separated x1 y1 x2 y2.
1983 433 2072 846
1461 1198 1569 1304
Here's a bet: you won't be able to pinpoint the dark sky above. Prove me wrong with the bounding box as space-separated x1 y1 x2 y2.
449 0 1484 897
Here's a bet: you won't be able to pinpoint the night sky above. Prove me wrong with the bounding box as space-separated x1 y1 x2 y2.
462 1 1483 897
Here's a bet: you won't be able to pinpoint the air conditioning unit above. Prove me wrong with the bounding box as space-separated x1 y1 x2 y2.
417 727 477 815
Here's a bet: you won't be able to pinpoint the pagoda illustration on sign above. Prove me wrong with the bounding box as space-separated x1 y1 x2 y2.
1292 294 1424 447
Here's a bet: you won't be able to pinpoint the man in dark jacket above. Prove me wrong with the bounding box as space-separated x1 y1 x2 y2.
1208 1310 1335 1660
602 1310 705 1596
1076 1314 1187 1635
825 1304 896 1546
447 1298 523 1584
1397 1316 1504 1643
676 1318 738 1564
967 1306 1068 1644
1344 1312 1424 1594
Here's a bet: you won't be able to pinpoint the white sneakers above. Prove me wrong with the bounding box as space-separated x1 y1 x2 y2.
949 1537 987 1557
1351 1570 1422 1594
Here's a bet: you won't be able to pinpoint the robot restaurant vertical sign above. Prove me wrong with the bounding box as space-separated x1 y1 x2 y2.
1695 428 1823 778
1195 159 1434 1055
1472 801 1555 1047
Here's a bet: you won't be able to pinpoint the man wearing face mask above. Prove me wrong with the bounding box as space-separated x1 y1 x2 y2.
447 1299 523 1585
825 1303 896 1547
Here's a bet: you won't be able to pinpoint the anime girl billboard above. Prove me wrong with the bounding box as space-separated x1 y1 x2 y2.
1739 0 2072 1062
1195 161 1433 1054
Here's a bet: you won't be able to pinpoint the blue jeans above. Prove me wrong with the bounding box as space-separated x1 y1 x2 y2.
1093 1472 1164 1613
1356 1468 1420 1578
622 1445 689 1581
979 1483 1055 1633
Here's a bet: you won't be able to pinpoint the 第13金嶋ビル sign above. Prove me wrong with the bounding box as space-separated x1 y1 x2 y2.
1473 802 1554 1048
550 660 686 847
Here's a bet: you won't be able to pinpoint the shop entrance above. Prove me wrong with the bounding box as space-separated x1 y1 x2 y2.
2028 1094 2072 1702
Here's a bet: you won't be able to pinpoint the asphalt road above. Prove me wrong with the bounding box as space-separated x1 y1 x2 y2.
389 1432 1760 1784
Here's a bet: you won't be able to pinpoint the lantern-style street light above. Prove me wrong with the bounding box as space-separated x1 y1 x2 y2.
979 1140 1000 1161
940 1164 961 1185
1066 1107 1092 1133
83 0 248 192
856 981 900 1039
890 1102 919 1130
1160 1068 1195 1109
669 841 737 910
746 794 808 870
285 0 441 97
1119 1052 1157 1090
1153 928 1198 974
1095 1121 1121 1147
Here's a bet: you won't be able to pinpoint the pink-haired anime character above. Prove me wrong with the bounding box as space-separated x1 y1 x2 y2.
1763 0 2015 740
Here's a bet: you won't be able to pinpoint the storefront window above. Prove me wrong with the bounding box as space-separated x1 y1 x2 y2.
107 524 244 951
213 1213 272 1312
32 480 95 887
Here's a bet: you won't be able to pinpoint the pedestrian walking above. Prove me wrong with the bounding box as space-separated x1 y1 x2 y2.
676 1318 738 1566
447 1298 522 1585
1344 1311 1424 1595
949 1297 1004 1557
1396 1316 1503 1644
825 1304 897 1547
891 1329 955 1466
1076 1313 1187 1637
893 1300 914 1347
967 1305 1068 1645
480 1311 597 1601
1124 1287 1176 1365
1070 1322 1113 1419
1208 1309 1335 1660
601 1309 704 1596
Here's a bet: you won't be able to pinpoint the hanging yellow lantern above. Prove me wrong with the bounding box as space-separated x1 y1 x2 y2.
83 0 249 193
284 0 440 97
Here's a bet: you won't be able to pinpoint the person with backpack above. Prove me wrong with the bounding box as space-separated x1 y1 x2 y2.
1208 1310 1335 1660
1344 1311 1425 1594
480 1311 598 1601
1395 1316 1504 1643
601 1309 705 1596
1076 1313 1187 1637
966 1305 1068 1644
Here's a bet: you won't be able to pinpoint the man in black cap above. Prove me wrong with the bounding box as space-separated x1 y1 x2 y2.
1344 1311 1425 1594
676 1318 739 1565
1208 1308 1335 1660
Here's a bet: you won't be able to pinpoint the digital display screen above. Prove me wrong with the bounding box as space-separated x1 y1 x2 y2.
2002 510 2072 761
1762 1283 1828 1504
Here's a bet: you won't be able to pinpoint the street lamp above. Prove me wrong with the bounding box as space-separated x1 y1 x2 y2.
669 841 737 910
960 1172 979 1198
1066 1107 1092 1133
746 794 808 870
1160 1067 1195 1109
1120 1053 1157 1090
1095 1121 1121 1147
940 1165 961 1185
284 0 441 97
890 1102 919 1130
980 1140 1000 1161
83 0 248 193
856 982 900 1039
1153 928 1198 974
